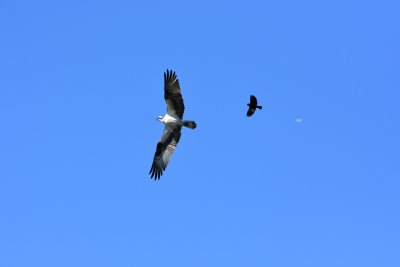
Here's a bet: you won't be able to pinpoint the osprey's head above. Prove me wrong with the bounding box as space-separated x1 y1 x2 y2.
157 115 163 121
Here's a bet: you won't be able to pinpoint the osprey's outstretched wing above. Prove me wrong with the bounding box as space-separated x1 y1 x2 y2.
149 126 182 180
164 70 185 119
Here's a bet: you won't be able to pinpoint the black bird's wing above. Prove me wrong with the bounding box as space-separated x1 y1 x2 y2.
164 70 185 119
249 95 257 106
247 108 256 116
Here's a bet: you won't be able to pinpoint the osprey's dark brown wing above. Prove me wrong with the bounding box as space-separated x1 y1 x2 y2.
149 126 182 180
164 70 185 119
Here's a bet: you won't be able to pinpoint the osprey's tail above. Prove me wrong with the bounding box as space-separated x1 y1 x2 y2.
257 105 263 110
183 120 197 129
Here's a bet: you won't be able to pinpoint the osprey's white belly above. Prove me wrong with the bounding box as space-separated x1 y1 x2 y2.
162 114 180 128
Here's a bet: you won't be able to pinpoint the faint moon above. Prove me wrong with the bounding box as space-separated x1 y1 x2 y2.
295 118 303 123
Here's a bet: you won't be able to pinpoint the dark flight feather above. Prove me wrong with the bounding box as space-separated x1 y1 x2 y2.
164 70 185 119
149 127 182 180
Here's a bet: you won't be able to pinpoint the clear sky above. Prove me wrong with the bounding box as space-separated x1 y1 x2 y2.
1 1 399 266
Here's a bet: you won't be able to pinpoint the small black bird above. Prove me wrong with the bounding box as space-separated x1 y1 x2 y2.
246 95 262 117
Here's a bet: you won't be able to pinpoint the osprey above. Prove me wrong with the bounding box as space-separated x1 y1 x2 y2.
246 95 262 117
149 70 197 180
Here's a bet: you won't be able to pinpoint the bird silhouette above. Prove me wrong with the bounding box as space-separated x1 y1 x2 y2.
246 95 262 117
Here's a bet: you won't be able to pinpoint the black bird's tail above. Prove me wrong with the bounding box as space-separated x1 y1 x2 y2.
257 105 262 110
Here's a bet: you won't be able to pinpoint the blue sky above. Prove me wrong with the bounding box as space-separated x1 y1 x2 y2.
1 1 399 266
